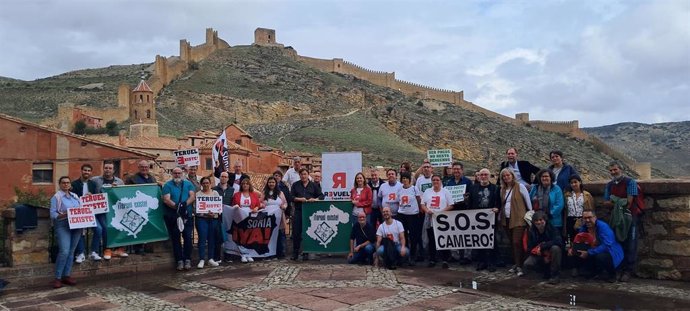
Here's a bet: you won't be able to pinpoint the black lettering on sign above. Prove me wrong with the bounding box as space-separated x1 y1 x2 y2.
436 214 450 231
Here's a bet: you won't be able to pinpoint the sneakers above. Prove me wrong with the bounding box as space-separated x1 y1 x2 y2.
241 255 248 263
75 253 85 264
103 249 112 260
52 279 62 289
208 259 220 267
184 260 191 270
113 248 128 258
61 276 77 286
441 261 449 269
508 265 517 274
516 267 525 277
247 256 254 262
89 252 102 261
197 260 205 269
176 261 184 271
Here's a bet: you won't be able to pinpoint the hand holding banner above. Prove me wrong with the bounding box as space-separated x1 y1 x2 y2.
174 148 200 166
445 185 467 203
80 193 109 214
196 195 223 214
431 209 495 250
68 206 97 229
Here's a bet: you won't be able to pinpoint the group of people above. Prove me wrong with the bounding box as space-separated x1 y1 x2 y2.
49 149 642 289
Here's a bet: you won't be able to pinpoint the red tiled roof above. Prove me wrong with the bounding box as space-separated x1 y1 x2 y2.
132 80 153 92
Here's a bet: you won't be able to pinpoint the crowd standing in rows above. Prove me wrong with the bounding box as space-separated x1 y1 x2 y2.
49 150 640 288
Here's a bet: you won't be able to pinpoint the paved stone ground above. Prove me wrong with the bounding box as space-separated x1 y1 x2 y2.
1 256 690 310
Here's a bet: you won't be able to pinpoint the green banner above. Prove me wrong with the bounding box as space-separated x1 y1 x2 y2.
302 201 353 253
104 184 169 247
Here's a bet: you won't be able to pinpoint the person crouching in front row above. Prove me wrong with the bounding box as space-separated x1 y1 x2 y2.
348 211 375 265
523 211 563 284
375 207 408 270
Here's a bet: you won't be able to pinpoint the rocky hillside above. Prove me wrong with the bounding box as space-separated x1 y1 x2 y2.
585 122 690 178
0 45 636 180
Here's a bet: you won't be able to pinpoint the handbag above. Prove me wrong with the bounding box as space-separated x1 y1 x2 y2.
175 183 187 231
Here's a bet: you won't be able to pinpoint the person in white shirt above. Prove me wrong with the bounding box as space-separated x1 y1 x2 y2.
422 175 454 269
375 207 407 270
397 172 422 266
415 161 434 195
378 169 403 216
283 157 303 190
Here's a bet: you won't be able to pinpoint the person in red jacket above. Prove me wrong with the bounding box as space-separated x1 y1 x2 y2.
350 172 373 225
232 177 262 213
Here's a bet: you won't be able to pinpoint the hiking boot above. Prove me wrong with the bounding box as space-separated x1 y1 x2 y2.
548 276 560 284
103 249 112 260
52 279 62 289
61 276 77 286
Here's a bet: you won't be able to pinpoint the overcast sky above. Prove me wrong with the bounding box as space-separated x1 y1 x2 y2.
1 0 688 127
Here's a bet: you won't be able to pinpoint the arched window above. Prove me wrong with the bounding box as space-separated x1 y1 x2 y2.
146 110 151 119
138 94 143 103
134 110 138 119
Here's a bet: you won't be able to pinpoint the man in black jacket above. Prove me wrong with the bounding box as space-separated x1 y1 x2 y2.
499 147 541 190
524 211 563 284
71 164 99 263
291 168 324 261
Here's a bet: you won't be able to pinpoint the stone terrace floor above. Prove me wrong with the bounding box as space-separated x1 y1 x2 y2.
2 256 690 310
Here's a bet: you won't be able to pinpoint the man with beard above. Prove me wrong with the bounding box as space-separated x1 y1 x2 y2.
71 164 98 263
91 161 125 260
162 167 196 270
467 168 500 272
125 160 158 255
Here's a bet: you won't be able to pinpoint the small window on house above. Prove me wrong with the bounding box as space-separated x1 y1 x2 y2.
235 139 242 145
146 110 151 118
32 163 53 184
205 158 213 170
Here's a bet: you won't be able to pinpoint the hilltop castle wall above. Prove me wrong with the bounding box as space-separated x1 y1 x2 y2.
56 104 129 131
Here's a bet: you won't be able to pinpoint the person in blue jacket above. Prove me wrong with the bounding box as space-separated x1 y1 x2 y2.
570 209 624 282
547 150 578 192
529 169 564 233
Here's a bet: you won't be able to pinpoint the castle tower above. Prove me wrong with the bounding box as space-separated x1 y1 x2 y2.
117 83 131 108
254 28 280 46
129 80 159 137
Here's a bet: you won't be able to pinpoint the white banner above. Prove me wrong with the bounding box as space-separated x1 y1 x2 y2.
431 209 495 250
68 206 97 229
212 130 229 181
196 195 223 214
174 148 200 166
444 185 467 203
427 149 453 167
222 205 282 258
80 193 109 214
321 152 362 201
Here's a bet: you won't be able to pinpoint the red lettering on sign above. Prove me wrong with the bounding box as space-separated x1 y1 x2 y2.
431 196 440 208
333 172 346 189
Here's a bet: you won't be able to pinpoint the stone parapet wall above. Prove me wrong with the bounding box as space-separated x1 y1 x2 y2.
588 179 690 281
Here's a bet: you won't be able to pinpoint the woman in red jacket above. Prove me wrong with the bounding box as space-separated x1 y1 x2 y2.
350 172 373 226
231 177 262 263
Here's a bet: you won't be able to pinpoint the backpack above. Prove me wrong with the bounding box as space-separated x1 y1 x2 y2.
623 177 647 216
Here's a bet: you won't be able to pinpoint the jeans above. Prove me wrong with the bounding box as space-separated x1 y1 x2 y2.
575 251 616 277
75 235 85 255
376 244 409 262
164 215 193 262
54 219 83 279
91 213 106 253
195 217 219 261
348 243 374 264
276 229 286 258
523 245 562 276
622 216 640 273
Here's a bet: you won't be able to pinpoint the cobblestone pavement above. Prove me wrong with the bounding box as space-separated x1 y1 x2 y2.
2 257 690 310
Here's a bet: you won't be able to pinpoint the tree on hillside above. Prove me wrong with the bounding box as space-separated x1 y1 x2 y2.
105 120 118 136
73 120 87 135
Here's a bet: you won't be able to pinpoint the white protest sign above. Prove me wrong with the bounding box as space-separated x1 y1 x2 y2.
321 152 362 201
196 195 223 214
427 149 452 167
445 185 467 203
174 148 200 166
431 209 495 250
80 193 109 214
68 206 97 229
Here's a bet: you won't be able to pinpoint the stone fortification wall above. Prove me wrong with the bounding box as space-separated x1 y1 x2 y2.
149 28 230 95
588 179 690 281
297 55 512 121
529 120 587 139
